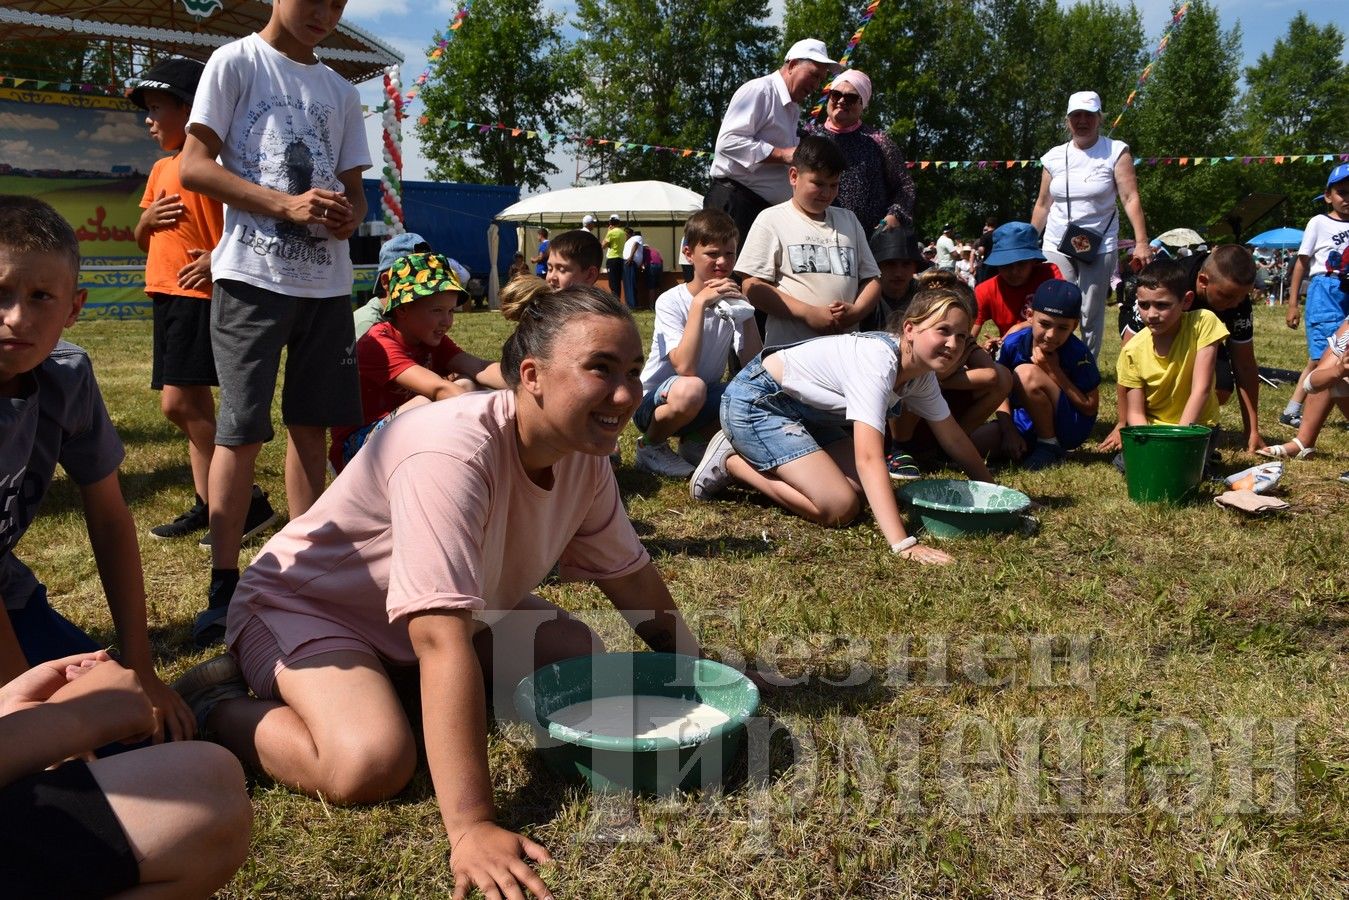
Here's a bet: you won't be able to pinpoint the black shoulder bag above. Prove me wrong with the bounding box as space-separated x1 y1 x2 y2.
1057 145 1116 263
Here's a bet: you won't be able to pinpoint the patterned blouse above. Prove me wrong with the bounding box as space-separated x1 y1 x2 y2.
804 121 916 231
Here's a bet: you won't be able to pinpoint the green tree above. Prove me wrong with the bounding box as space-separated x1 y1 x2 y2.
1232 14 1349 226
414 0 577 190
571 0 778 187
1118 0 1243 234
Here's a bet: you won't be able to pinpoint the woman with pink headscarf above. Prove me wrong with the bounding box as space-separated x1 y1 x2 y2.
804 68 916 231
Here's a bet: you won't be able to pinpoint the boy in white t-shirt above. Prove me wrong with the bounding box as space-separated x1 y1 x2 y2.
179 0 371 645
633 211 762 477
735 134 881 347
1281 163 1349 428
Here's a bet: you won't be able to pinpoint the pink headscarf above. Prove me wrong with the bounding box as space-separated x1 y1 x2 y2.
830 69 872 108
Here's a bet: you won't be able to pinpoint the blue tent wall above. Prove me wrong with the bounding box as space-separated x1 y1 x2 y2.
362 180 520 278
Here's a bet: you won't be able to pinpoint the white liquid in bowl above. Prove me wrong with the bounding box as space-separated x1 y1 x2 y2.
548 695 731 741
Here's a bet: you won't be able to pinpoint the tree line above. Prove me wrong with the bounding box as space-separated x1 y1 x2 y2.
416 0 1347 243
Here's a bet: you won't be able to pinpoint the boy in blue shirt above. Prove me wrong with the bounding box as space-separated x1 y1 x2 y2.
975 280 1100 469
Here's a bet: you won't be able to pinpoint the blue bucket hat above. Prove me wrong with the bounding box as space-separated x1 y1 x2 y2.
1327 162 1349 190
985 221 1046 267
378 232 431 273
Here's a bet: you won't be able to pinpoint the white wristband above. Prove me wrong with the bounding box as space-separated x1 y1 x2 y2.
890 536 919 554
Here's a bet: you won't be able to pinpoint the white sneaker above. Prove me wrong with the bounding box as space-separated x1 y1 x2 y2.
635 440 695 478
690 431 736 500
677 437 708 466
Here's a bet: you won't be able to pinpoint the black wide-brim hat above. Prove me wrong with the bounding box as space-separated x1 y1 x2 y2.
870 226 932 270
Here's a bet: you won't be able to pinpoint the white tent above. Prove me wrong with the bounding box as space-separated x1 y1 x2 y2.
489 181 704 307
496 180 704 225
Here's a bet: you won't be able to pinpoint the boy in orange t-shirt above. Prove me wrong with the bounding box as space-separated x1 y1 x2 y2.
131 58 273 542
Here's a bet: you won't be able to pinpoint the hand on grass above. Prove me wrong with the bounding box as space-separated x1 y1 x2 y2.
1244 432 1268 454
1098 425 1123 454
450 822 555 900
898 543 953 565
1001 427 1027 461
141 190 184 230
177 248 213 292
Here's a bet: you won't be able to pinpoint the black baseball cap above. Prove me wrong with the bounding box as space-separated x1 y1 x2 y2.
1031 279 1083 320
128 57 205 109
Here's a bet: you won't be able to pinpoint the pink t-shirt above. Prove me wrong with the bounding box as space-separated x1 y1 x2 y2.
227 390 649 665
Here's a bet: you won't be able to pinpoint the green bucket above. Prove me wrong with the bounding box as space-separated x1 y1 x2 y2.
1120 424 1211 503
514 652 759 796
897 479 1032 538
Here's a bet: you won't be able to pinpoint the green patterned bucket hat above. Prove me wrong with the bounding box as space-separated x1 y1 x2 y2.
383 252 466 314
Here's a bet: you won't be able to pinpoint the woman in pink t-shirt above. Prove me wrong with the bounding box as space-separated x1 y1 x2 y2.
175 283 706 900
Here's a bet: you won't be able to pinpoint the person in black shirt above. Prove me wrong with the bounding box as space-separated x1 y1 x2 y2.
1102 245 1262 453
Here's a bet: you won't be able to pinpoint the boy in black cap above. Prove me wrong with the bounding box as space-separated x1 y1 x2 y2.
975 279 1101 469
129 57 276 544
862 226 927 331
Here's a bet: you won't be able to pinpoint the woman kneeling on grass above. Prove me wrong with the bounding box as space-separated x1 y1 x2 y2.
690 285 995 565
175 283 704 900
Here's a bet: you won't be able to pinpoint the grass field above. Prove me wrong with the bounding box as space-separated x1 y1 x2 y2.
29 302 1349 897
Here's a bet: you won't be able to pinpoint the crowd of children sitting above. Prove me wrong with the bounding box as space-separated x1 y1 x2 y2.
3 2 1346 892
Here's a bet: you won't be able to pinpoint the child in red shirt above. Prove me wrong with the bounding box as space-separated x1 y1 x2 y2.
330 253 505 471
973 221 1063 351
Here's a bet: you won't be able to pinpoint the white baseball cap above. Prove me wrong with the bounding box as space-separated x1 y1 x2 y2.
785 38 843 74
582 214 596 226
1066 91 1102 115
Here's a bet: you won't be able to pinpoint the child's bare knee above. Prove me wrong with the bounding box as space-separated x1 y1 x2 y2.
665 377 708 413
319 739 417 805
811 493 861 527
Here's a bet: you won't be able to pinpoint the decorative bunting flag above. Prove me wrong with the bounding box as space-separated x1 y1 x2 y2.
809 0 885 118
1110 2 1189 132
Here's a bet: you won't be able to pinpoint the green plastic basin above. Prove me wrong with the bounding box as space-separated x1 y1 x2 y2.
897 479 1031 538
514 652 759 795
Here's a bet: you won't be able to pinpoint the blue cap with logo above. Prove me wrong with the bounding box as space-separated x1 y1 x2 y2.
1031 279 1083 320
1327 162 1349 190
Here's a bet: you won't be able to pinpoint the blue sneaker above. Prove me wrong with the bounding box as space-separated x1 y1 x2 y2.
1022 441 1067 471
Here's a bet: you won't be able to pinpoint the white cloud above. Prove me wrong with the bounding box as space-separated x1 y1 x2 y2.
78 111 146 145
0 111 59 131
345 0 409 20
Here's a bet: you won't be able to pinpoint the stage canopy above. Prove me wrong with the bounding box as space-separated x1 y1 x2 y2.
0 0 401 84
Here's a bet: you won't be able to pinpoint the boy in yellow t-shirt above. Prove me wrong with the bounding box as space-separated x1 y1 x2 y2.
1117 258 1229 431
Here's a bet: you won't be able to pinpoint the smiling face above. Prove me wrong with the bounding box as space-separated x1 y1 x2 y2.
518 313 643 463
904 305 971 376
391 291 457 348
789 166 840 217
1028 311 1076 352
782 60 830 104
141 89 189 153
826 86 863 129
0 246 86 396
266 0 346 57
1134 285 1187 338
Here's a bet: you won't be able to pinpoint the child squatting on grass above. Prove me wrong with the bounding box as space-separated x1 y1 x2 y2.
328 252 505 474
690 285 996 566
173 284 719 900
0 196 250 897
1115 258 1229 467
633 209 763 478
973 279 1101 470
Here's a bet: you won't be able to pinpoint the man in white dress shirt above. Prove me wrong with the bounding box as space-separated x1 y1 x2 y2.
705 38 842 245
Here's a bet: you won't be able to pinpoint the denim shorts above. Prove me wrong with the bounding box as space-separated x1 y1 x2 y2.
1305 276 1349 359
633 375 725 436
720 354 849 471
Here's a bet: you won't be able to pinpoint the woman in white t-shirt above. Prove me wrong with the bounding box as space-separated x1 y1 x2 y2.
690 286 996 565
1031 90 1153 358
174 283 708 900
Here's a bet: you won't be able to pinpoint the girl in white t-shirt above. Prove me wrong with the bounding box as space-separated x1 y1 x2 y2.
173 284 712 900
691 287 996 565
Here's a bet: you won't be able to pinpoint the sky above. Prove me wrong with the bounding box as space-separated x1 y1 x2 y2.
345 0 1343 196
